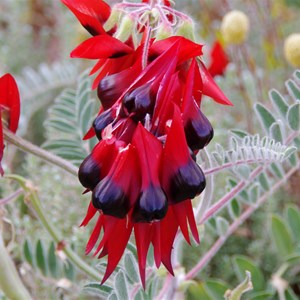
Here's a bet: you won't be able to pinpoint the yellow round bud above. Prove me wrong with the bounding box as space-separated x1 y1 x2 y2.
284 34 300 67
221 10 249 45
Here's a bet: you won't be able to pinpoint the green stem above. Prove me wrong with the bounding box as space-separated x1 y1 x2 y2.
7 175 101 282
4 128 78 177
0 218 32 300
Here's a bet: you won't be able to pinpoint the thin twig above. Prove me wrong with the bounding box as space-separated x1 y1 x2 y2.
185 163 300 281
3 129 78 177
0 189 23 206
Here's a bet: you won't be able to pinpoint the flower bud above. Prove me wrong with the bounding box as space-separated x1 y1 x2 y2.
284 33 300 67
103 9 120 32
221 10 249 45
115 15 135 42
155 23 173 40
176 20 196 41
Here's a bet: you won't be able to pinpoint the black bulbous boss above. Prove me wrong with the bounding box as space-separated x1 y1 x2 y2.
122 84 154 122
78 155 101 191
170 159 206 203
184 109 214 151
133 184 168 223
93 108 114 140
92 177 130 218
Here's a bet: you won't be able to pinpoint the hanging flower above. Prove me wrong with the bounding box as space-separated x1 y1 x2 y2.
0 73 20 176
208 41 229 77
65 0 232 286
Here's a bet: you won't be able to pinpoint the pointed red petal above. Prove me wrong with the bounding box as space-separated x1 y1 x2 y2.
61 0 110 35
0 73 20 133
85 215 103 254
199 61 233 106
185 200 200 244
134 223 153 288
80 201 97 227
101 217 132 284
160 208 177 275
71 35 133 59
152 222 162 268
172 202 190 245
150 36 203 64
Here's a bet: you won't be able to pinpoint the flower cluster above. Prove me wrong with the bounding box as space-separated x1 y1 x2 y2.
62 0 232 286
0 74 20 176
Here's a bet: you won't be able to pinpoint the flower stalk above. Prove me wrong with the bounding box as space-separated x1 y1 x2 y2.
3 128 78 177
6 175 101 282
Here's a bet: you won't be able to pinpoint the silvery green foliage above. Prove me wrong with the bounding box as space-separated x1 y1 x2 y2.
16 62 79 135
83 245 159 300
43 70 98 166
198 71 299 240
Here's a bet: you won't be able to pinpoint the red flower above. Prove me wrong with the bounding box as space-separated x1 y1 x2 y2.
0 74 20 175
208 41 229 77
66 0 233 287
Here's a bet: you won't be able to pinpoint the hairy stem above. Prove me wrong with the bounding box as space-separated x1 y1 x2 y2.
7 175 101 282
200 166 264 224
185 163 299 280
3 128 78 177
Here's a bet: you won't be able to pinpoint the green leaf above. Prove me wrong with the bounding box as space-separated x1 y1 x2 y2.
83 283 113 297
188 282 213 300
124 252 139 284
295 70 300 80
271 215 294 258
231 129 248 138
23 239 34 267
255 103 276 132
286 79 300 101
108 293 118 300
114 270 129 300
258 173 270 191
36 240 47 276
248 291 274 300
270 89 289 118
286 205 300 242
216 217 229 236
270 122 283 143
233 255 265 291
228 199 241 219
48 241 59 278
285 287 298 300
64 260 75 281
270 163 284 179
225 271 253 300
205 279 230 300
287 102 300 131
283 147 297 160
288 152 298 167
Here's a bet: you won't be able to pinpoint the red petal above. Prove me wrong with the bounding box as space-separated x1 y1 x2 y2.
152 222 162 268
185 200 200 244
101 217 133 284
61 0 110 35
172 202 190 245
71 35 133 59
80 201 97 227
134 223 153 288
150 36 203 64
208 41 229 78
85 215 103 254
132 124 163 188
199 61 233 106
0 73 20 133
160 208 177 275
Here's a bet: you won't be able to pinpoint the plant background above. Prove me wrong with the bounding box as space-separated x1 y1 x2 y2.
0 0 300 299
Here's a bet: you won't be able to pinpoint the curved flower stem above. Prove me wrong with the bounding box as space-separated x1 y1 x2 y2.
3 128 78 177
7 175 101 282
185 162 300 281
0 214 32 300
